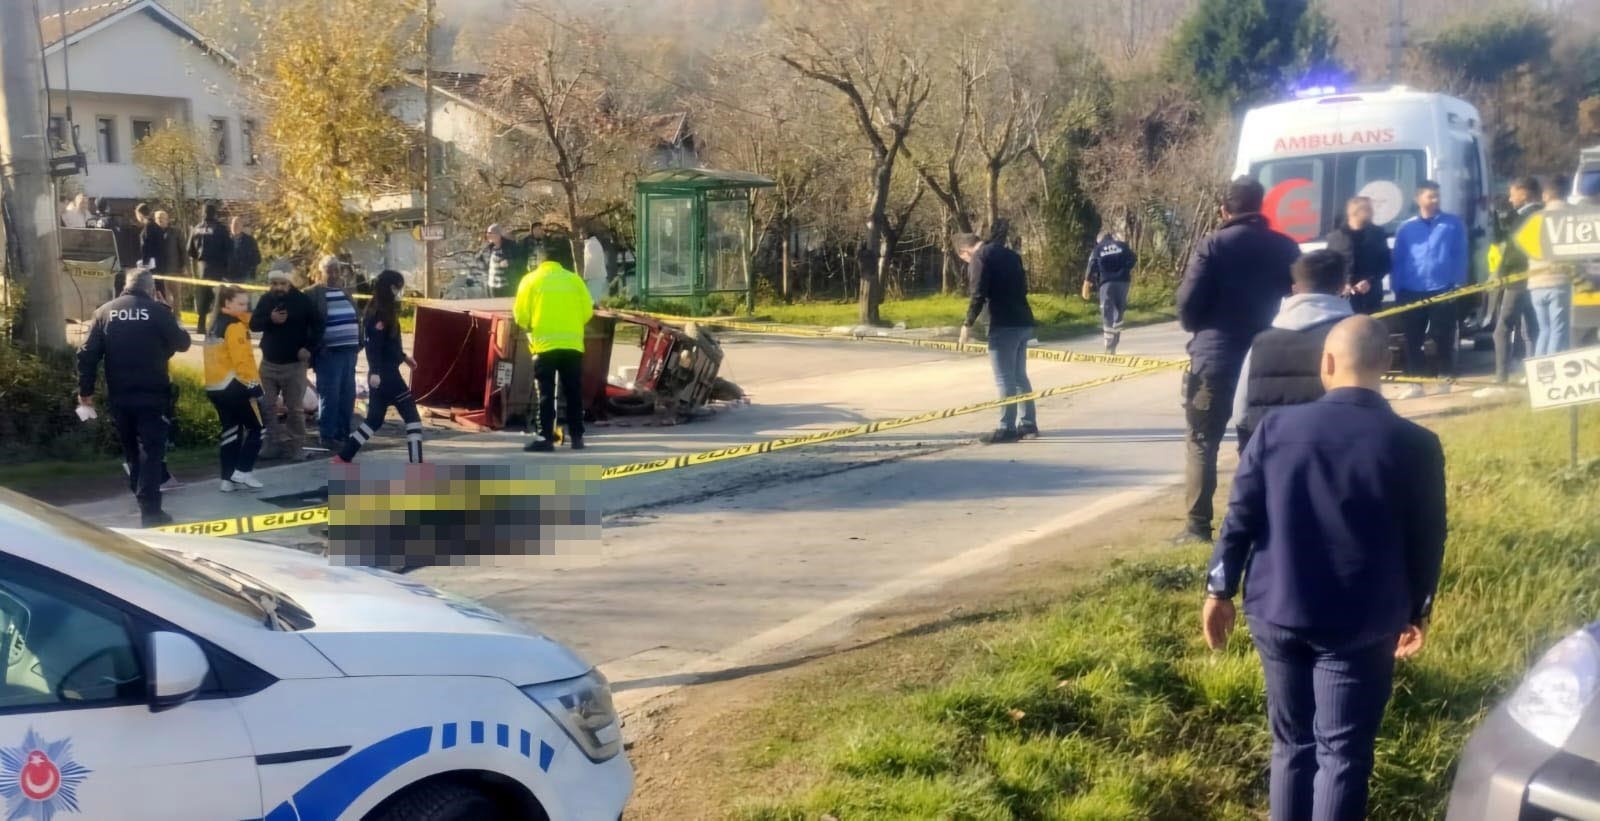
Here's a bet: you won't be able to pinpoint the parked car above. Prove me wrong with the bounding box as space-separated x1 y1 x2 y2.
0 489 631 820
1447 621 1600 819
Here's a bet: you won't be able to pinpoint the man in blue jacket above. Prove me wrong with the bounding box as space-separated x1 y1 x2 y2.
1202 314 1447 821
1174 177 1299 542
1391 181 1469 378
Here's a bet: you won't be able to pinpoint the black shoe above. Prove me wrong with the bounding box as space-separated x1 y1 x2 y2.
1169 528 1211 546
141 510 175 528
979 428 1020 444
1017 422 1040 439
570 436 585 450
524 438 555 453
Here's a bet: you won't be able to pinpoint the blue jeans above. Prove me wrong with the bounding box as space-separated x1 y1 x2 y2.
314 347 359 441
987 325 1036 430
1250 618 1398 821
1530 287 1572 357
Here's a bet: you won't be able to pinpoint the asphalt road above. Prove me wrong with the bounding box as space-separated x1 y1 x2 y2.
65 321 1472 715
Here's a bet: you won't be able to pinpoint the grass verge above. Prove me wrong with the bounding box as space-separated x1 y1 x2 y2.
695 404 1600 820
758 286 1175 341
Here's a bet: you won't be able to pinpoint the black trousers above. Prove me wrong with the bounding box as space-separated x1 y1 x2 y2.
208 384 263 479
1348 288 1382 316
535 349 585 441
111 404 169 515
340 372 422 463
1182 370 1237 537
1251 618 1398 821
1396 289 1459 377
1492 286 1535 383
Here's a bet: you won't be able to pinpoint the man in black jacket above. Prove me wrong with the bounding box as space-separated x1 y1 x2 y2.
1174 177 1299 543
956 232 1038 444
251 268 324 460
188 203 233 335
77 269 193 526
1084 231 1137 353
1232 250 1352 449
1491 176 1543 384
228 216 262 282
1203 315 1445 821
1322 197 1390 315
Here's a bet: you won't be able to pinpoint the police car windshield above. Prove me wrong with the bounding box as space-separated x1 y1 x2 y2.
0 492 276 626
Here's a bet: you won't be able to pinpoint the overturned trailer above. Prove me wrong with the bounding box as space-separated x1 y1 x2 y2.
407 298 726 430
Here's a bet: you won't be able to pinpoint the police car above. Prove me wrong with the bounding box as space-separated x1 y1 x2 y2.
0 489 631 820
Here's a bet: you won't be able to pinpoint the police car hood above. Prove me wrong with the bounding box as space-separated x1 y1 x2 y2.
125 531 591 684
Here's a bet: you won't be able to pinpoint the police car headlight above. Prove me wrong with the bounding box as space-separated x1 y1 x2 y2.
522 670 622 762
1508 628 1600 749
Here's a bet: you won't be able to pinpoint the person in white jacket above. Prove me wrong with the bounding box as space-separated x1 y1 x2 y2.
1232 250 1355 449
582 229 609 306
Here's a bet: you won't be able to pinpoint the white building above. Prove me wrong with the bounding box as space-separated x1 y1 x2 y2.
41 0 258 205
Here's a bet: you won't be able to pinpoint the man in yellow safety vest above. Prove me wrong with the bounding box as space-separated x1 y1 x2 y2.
513 243 595 452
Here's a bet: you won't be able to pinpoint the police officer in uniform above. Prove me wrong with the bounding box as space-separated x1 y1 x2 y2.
78 268 193 526
1083 231 1137 354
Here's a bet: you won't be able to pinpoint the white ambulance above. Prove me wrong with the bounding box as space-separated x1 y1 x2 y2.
1233 86 1493 279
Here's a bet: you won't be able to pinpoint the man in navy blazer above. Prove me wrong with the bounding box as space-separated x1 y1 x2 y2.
1202 314 1447 821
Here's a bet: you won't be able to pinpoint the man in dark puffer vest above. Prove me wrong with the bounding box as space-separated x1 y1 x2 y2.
1233 249 1354 449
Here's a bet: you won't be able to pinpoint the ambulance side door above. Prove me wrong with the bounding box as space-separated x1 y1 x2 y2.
0 555 262 821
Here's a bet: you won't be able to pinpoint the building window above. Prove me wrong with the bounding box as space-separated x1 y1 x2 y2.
96 117 117 163
131 119 154 146
48 116 68 154
210 117 230 165
241 118 258 166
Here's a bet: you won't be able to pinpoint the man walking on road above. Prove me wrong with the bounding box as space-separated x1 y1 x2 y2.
1084 231 1137 354
956 232 1038 444
1232 249 1353 449
514 243 594 452
251 268 323 460
188 203 233 335
1174 177 1298 542
1391 181 1468 383
1202 315 1447 821
76 269 193 526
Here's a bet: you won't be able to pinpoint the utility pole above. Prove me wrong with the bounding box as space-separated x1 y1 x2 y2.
421 0 436 299
1387 0 1407 84
0 0 67 350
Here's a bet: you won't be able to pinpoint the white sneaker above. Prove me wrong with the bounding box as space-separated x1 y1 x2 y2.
1472 386 1508 399
1396 384 1426 400
1432 382 1453 396
230 471 264 489
219 479 238 493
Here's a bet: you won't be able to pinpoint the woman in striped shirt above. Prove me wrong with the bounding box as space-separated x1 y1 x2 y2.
307 255 364 448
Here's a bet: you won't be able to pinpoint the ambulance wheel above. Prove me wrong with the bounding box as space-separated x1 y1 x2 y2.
369 781 500 821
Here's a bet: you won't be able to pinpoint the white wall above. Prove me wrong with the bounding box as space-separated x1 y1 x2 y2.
45 8 258 201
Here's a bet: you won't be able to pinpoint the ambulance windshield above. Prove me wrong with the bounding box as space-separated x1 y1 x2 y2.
1252 149 1427 242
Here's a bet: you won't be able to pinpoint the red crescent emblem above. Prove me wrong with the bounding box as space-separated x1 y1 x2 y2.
20 750 61 800
1263 178 1322 242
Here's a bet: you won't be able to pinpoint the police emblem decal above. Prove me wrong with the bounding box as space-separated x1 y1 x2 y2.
0 729 92 820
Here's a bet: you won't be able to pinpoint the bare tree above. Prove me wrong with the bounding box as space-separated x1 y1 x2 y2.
776 0 932 324
491 1 642 269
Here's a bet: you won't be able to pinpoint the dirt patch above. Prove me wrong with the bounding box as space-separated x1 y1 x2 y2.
623 489 1193 819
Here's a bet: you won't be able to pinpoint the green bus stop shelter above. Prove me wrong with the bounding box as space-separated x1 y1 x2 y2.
635 168 776 313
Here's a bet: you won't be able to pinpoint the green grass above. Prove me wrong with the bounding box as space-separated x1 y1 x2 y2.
715 405 1600 820
756 285 1175 341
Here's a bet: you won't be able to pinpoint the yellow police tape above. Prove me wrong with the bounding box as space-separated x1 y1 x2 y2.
151 274 373 301
1370 271 1530 320
153 361 1181 536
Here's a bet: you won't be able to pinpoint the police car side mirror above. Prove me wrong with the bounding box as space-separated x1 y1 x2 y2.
147 631 210 713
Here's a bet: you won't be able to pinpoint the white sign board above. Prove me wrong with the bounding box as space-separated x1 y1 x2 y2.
420 224 445 242
1540 206 1600 259
1525 345 1600 410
